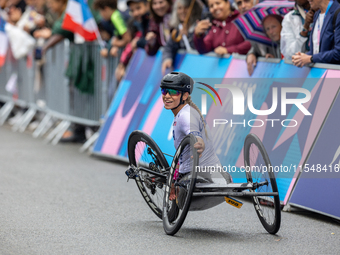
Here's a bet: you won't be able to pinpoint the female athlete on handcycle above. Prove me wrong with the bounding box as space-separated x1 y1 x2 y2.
127 72 281 236
160 72 233 197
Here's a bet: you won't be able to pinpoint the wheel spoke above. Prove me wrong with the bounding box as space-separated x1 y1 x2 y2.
163 134 198 235
244 134 281 234
128 131 169 219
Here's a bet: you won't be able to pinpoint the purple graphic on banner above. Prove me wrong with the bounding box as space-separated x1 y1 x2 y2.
289 89 340 219
200 60 340 203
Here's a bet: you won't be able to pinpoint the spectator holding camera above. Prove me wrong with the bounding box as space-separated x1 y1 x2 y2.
292 0 340 66
246 14 283 76
145 0 172 56
161 0 202 74
281 0 315 60
193 0 251 56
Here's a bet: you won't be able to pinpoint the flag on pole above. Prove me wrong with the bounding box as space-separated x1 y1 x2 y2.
62 0 99 41
0 15 8 67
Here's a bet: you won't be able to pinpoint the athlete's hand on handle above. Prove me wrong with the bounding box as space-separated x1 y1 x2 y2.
194 137 205 158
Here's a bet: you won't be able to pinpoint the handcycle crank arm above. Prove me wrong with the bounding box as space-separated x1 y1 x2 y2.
192 191 279 197
138 167 168 178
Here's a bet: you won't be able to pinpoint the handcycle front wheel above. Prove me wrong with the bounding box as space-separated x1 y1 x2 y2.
244 133 281 234
128 131 169 219
163 134 198 236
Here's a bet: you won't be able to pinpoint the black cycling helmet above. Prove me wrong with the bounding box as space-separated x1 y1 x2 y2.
160 72 194 110
160 72 194 94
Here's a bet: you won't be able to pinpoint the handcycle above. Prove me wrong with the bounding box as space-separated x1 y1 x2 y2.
126 130 281 236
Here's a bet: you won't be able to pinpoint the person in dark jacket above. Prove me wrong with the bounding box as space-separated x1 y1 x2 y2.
161 0 202 74
193 0 251 56
292 0 340 66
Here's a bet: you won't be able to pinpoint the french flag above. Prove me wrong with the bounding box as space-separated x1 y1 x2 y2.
62 0 98 41
0 15 8 67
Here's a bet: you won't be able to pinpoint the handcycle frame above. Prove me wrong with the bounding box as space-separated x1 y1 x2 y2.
126 130 281 236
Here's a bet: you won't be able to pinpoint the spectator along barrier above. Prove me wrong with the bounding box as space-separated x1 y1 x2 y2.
92 48 340 220
0 41 121 145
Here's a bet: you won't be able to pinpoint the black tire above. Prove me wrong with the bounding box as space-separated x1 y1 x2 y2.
244 134 281 234
128 131 169 219
163 134 198 235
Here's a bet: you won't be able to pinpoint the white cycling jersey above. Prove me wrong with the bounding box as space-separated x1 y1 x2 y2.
173 104 221 174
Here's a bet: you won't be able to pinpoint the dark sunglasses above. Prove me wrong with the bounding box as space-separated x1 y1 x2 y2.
161 88 181 96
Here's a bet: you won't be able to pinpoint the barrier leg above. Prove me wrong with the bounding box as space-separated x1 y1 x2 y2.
16 108 37 133
51 120 71 145
12 112 25 131
33 113 53 138
79 131 99 153
0 101 15 126
45 120 69 143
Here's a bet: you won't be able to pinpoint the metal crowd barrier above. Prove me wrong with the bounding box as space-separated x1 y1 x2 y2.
0 40 121 146
0 49 21 125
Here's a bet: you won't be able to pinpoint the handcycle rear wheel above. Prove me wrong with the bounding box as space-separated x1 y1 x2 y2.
128 131 169 219
244 134 281 234
163 134 198 235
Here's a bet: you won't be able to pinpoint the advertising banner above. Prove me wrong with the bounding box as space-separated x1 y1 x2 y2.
93 50 340 207
289 92 340 219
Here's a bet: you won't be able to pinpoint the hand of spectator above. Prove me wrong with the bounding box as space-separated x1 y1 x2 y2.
111 37 118 46
246 54 257 76
194 20 212 37
180 26 188 37
23 25 30 33
33 28 52 39
35 16 46 28
115 63 126 82
145 32 157 46
110 46 119 57
100 48 109 58
304 9 315 29
131 37 140 50
292 52 311 67
214 46 228 56
162 59 173 75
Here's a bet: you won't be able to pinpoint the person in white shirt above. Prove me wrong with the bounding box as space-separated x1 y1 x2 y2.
280 0 315 59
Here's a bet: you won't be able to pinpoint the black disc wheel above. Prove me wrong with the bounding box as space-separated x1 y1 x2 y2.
163 134 198 235
244 133 281 234
128 131 169 219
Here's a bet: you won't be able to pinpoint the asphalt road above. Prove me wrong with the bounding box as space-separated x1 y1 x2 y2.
0 126 339 255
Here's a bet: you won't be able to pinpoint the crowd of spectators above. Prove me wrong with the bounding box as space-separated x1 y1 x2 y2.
1 0 340 141
1 0 340 76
